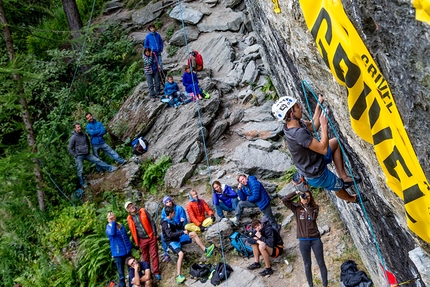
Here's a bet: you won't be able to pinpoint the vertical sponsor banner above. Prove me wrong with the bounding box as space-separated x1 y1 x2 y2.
412 0 430 24
299 0 430 242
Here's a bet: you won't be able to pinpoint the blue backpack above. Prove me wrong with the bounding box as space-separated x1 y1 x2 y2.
131 137 148 155
229 231 253 258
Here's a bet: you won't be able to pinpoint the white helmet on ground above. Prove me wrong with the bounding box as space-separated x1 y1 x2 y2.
272 96 297 121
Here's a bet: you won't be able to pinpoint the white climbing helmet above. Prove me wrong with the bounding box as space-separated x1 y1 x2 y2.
272 96 297 121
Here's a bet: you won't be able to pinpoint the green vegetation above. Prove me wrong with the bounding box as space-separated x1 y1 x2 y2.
166 25 177 40
141 155 172 194
154 17 163 30
262 76 278 101
167 44 180 57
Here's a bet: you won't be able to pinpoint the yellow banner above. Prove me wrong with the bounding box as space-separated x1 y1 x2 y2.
413 0 430 24
299 0 430 242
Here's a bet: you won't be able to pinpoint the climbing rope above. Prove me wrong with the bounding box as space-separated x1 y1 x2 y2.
178 1 230 285
37 0 98 205
301 79 390 287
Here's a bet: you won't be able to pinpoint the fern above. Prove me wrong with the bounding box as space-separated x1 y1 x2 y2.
141 155 172 194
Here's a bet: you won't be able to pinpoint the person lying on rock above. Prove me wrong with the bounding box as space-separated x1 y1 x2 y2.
281 189 328 287
160 196 187 263
230 174 278 230
161 205 215 285
212 180 238 221
272 95 360 202
246 218 284 276
126 256 152 287
186 190 215 232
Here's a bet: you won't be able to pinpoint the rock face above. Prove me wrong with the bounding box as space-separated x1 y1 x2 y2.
244 0 430 286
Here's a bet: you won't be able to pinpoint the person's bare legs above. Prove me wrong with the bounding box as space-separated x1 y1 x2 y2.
259 245 273 268
177 251 184 275
189 231 206 251
252 244 261 263
335 189 357 202
329 138 350 181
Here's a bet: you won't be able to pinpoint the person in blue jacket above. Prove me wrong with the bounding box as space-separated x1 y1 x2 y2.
212 180 238 220
230 174 278 229
182 65 203 100
106 211 132 287
163 76 185 108
160 196 187 263
144 24 164 70
85 113 126 171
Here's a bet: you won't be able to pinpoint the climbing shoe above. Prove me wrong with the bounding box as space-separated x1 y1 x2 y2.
258 267 274 276
176 274 185 284
203 90 210 99
247 262 261 270
205 244 215 258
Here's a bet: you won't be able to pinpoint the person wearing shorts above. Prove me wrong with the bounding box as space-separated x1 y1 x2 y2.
246 219 284 276
161 206 215 284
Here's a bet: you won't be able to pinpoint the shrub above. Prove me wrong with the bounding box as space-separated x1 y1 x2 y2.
141 155 172 194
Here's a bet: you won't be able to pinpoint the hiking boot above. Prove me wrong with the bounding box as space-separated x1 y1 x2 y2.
82 183 88 189
247 262 261 270
205 244 215 258
229 217 239 226
155 274 162 281
119 160 127 166
150 98 155 102
258 267 274 276
110 166 118 172
203 90 210 99
176 274 185 284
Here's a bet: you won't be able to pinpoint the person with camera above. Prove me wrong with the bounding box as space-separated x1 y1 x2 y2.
282 189 328 287
106 211 132 287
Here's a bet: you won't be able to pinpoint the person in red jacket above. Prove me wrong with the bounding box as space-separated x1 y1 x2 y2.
125 201 161 281
186 190 215 232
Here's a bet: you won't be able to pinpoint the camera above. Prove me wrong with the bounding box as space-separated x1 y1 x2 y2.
300 192 307 199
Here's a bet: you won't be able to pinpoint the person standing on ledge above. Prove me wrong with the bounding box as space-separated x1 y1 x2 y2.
272 95 360 202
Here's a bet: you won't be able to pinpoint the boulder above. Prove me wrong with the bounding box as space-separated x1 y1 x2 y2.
409 247 430 286
164 162 196 189
222 63 244 86
104 0 123 14
132 2 163 25
228 108 244 126
169 4 204 24
207 120 229 146
248 139 273 152
205 219 234 248
186 141 205 164
244 44 260 55
169 26 200 46
278 182 296 198
231 142 293 178
235 121 283 140
128 32 146 44
197 8 245 32
241 60 259 84
242 100 275 123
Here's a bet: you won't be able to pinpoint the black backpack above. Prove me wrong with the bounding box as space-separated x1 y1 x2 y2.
210 262 233 286
190 262 212 283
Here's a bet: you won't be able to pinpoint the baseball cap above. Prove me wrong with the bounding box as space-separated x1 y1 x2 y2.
124 201 133 210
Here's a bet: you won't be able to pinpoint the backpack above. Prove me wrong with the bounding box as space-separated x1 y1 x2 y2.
190 262 212 283
229 231 253 258
194 51 203 68
131 137 148 155
209 262 233 286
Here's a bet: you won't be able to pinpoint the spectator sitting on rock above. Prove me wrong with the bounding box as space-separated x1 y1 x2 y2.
162 76 186 108
182 65 210 100
161 205 215 285
212 180 238 221
186 190 215 232
246 218 284 276
126 256 152 287
230 174 278 230
160 196 187 263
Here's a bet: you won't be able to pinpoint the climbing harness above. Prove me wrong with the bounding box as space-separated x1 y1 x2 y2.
301 79 391 286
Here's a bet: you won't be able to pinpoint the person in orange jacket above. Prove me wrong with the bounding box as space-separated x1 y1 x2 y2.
125 201 161 281
186 190 215 232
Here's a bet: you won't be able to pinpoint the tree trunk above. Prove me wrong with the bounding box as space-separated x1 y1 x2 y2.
61 0 83 39
0 0 45 211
